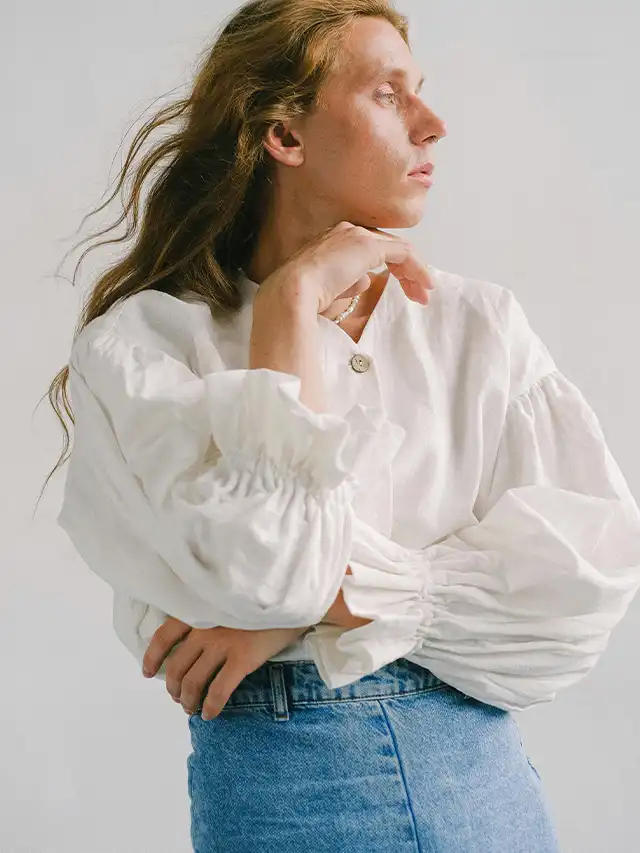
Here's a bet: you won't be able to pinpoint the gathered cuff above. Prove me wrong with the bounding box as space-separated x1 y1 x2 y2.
203 368 405 493
306 530 435 688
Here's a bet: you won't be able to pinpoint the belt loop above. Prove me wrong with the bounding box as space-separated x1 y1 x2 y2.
268 663 290 721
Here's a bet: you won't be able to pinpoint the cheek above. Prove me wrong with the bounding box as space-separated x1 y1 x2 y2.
335 100 385 146
346 120 400 173
312 104 405 187
360 112 407 167
361 137 407 183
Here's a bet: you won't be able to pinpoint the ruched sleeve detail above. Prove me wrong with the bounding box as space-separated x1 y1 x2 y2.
307 369 640 711
58 327 402 633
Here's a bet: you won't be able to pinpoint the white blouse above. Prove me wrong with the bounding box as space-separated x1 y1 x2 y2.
57 264 640 712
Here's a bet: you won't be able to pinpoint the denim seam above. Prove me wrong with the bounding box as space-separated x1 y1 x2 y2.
376 699 424 853
218 683 454 711
293 684 453 706
510 715 542 783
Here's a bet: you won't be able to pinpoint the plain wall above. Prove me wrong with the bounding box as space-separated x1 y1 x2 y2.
3 1 639 850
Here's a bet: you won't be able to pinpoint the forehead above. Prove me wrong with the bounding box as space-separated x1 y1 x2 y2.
361 57 425 91
331 19 423 89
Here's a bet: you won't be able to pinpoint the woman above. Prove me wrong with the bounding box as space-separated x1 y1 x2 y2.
44 1 640 851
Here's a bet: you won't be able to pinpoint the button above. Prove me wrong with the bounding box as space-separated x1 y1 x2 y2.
350 354 371 373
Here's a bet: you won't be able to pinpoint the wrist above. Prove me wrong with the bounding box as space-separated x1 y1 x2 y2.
254 269 320 317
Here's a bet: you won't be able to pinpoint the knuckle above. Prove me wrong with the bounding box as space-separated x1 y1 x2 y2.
181 676 201 694
351 231 371 248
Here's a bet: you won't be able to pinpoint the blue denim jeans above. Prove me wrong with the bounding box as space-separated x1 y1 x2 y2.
187 658 561 852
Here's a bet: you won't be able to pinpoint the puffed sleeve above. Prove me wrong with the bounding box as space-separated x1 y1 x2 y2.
57 326 402 632
306 292 640 711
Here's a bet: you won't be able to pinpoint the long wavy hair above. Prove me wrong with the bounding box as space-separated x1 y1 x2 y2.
35 0 409 514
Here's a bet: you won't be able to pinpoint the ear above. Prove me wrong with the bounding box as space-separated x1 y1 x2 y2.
262 120 306 167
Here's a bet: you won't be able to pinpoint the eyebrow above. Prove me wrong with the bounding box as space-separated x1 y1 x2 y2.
368 64 426 93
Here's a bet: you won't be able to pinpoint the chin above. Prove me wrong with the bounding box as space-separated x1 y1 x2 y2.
396 206 425 228
349 191 427 229
364 205 425 230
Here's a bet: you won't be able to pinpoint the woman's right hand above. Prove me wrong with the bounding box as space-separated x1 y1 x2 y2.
256 220 435 315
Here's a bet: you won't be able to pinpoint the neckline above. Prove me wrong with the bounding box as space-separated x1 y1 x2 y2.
317 268 394 351
237 266 398 352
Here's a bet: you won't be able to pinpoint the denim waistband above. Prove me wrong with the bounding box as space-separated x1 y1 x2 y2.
221 658 452 722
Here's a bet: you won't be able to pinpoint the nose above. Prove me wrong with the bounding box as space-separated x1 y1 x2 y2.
414 104 447 145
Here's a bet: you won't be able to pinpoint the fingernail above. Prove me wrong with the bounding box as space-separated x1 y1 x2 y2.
142 667 151 677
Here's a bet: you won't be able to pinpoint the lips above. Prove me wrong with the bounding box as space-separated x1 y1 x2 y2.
408 162 434 176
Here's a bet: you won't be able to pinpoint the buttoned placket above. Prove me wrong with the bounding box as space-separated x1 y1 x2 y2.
318 280 397 537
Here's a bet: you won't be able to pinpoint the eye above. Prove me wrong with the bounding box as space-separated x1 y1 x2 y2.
377 89 398 104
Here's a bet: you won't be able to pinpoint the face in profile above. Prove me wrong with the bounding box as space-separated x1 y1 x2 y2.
292 16 448 230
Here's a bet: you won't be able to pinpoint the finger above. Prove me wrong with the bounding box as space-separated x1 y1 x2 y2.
165 642 205 702
350 231 433 303
200 658 247 721
180 650 227 716
143 617 192 677
338 274 376 300
380 241 433 297
387 264 434 305
362 230 434 298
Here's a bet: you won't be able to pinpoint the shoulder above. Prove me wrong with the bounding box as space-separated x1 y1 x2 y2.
425 264 557 400
425 263 505 329
68 289 225 380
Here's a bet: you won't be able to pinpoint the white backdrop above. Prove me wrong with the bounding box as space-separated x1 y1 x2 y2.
3 1 639 850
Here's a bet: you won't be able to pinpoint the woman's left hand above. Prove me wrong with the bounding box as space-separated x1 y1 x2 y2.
142 617 311 720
